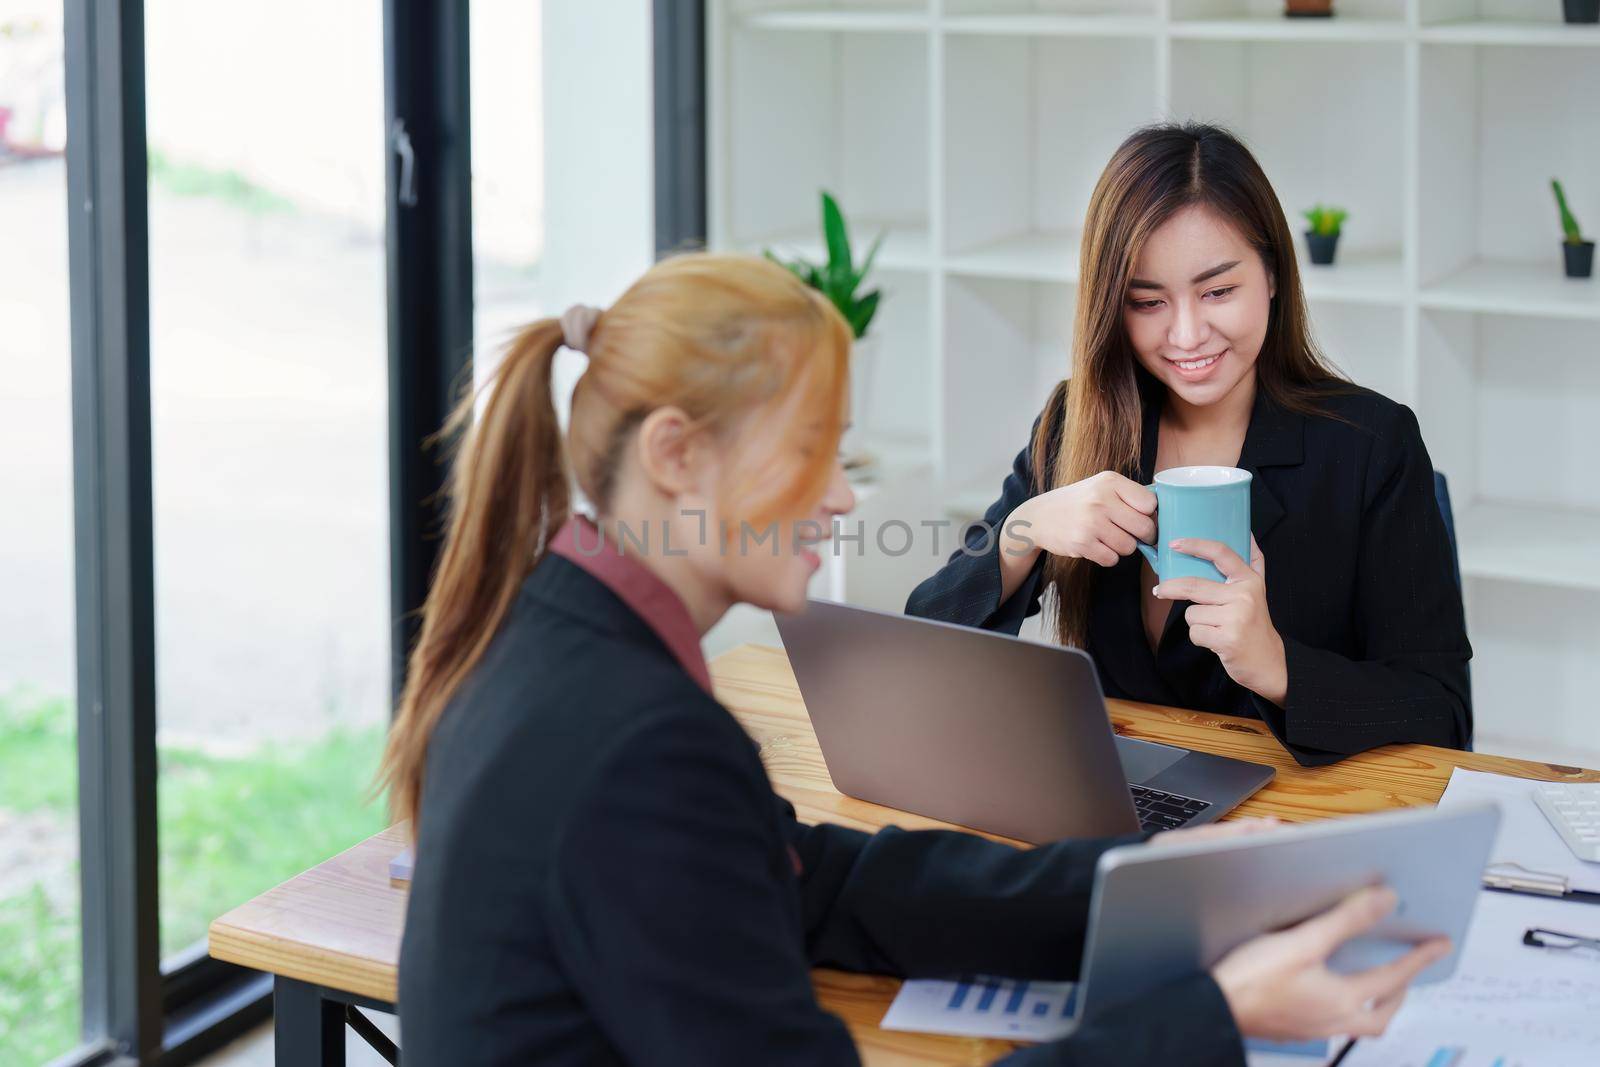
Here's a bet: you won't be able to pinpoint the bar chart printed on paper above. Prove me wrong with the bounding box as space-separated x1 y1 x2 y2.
881 977 1079 1041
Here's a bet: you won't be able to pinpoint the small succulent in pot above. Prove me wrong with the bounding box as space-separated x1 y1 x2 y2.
1302 205 1347 267
1552 179 1594 279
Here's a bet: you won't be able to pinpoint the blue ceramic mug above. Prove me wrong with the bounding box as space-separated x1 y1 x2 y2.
1135 466 1252 583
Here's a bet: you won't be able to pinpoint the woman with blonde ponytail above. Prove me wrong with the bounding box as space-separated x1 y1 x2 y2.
390 254 1441 1067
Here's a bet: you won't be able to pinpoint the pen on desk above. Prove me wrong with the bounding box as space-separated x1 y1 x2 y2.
1482 862 1600 906
1523 927 1600 954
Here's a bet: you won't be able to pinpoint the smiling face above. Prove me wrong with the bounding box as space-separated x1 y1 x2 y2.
1123 204 1276 412
709 448 856 616
634 395 856 622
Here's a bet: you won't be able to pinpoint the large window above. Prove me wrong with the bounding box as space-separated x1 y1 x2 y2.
8 3 675 1062
142 0 391 960
0 4 79 1062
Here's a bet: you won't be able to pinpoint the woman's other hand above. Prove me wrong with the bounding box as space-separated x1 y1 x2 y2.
1154 534 1288 705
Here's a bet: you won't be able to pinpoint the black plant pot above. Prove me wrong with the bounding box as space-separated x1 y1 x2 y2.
1563 0 1600 25
1564 240 1596 279
1305 231 1339 266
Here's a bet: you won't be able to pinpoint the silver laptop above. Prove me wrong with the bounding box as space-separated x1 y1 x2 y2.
774 598 1275 844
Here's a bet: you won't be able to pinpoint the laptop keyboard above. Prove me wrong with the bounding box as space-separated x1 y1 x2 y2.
1130 784 1211 832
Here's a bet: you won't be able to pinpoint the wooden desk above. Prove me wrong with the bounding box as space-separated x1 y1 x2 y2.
210 643 1600 1066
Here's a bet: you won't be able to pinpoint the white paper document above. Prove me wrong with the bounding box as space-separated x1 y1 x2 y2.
1340 889 1600 1066
881 977 1334 1064
1435 768 1600 893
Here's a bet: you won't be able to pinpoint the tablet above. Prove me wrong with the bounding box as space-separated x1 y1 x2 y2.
1074 801 1502 1023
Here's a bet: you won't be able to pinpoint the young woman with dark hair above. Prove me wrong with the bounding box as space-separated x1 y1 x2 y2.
908 123 1471 766
382 252 1443 1065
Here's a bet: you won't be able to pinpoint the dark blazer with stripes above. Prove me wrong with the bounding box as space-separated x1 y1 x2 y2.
397 553 1246 1066
907 376 1472 767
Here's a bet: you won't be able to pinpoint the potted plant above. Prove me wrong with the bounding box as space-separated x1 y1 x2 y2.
1301 205 1347 266
1563 0 1599 25
766 191 884 469
1552 179 1595 279
1285 0 1334 16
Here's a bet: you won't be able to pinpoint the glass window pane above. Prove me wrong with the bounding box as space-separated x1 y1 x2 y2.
0 2 80 1061
472 0 546 379
144 1 390 959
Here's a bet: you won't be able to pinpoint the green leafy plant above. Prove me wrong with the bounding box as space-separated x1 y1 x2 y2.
765 191 883 339
1552 179 1587 244
1302 204 1348 237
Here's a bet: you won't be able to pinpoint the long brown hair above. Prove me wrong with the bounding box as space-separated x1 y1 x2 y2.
378 253 852 829
1035 122 1346 648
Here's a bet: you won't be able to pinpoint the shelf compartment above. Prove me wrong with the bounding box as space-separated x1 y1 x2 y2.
1297 247 1406 307
1419 261 1600 321
1170 0 1404 28
942 0 1156 15
847 270 935 457
942 13 1160 37
1417 310 1600 571
1420 21 1600 46
1169 18 1407 42
943 230 1081 284
1418 43 1600 294
943 34 1157 264
1168 39 1407 269
1418 0 1600 45
1306 303 1408 404
723 27 929 254
941 275 1073 490
1458 502 1600 593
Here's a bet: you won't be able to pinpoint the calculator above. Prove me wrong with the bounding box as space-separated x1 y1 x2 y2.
1533 782 1600 862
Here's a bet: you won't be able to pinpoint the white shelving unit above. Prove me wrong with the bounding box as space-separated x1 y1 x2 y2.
708 0 1600 763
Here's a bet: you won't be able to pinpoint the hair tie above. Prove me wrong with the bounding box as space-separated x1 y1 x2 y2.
559 304 602 353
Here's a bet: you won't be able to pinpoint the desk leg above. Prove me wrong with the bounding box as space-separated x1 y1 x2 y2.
275 976 346 1067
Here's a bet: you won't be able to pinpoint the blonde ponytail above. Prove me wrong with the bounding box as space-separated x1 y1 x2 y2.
379 318 568 829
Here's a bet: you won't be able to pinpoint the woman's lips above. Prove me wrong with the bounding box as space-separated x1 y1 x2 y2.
1166 347 1227 382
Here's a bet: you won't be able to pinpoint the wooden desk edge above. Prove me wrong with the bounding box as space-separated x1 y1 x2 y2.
208 918 399 1004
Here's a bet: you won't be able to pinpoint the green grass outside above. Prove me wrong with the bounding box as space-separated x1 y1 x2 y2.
0 691 387 1065
0 885 80 1067
147 148 296 216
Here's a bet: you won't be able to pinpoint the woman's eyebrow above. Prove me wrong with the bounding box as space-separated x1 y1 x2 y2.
1128 260 1242 290
1191 260 1241 284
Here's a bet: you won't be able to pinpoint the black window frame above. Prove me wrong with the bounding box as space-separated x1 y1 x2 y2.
49 3 703 1063
654 0 707 257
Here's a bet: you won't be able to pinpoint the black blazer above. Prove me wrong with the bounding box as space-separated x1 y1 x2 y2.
398 554 1246 1066
907 378 1472 767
